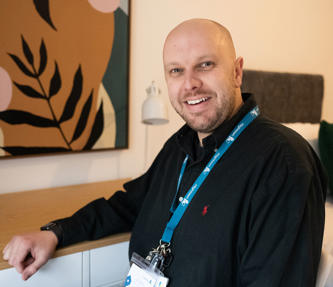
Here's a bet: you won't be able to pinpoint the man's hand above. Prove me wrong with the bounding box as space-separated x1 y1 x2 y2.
2 231 58 280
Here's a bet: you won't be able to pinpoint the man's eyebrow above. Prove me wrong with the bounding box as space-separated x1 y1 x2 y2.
165 62 180 68
164 55 217 69
196 55 217 62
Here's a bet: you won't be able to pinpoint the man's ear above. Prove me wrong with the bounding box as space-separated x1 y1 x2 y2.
234 57 244 88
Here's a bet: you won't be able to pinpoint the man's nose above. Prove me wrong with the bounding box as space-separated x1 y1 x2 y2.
183 72 202 92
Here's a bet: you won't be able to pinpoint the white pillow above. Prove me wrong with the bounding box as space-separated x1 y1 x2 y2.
324 202 333 252
282 122 320 154
316 249 333 287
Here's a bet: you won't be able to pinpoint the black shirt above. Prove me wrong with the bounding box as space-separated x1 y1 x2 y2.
55 94 327 286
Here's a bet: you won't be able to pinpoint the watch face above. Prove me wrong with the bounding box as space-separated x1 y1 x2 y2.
41 222 56 230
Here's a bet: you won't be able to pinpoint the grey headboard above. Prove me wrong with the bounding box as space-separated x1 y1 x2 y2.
241 70 324 123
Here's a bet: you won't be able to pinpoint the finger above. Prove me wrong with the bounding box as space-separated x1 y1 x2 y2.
22 257 46 281
2 243 9 255
3 236 20 260
9 245 31 274
22 256 34 268
19 254 35 274
2 244 10 260
19 256 35 280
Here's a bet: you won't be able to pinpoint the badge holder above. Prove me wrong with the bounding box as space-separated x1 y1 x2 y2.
124 241 171 287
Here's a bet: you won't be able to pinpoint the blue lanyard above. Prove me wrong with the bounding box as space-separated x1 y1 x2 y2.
161 106 260 244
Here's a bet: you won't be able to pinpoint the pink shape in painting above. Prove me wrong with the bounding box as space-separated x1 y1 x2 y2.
0 67 12 112
88 0 120 13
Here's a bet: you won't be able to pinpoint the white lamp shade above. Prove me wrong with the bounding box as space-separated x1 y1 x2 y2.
142 82 169 125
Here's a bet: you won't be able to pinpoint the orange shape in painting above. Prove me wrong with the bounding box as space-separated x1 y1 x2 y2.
88 0 120 13
0 0 116 152
0 66 12 112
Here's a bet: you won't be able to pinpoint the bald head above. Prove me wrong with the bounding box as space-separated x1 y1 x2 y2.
163 19 236 63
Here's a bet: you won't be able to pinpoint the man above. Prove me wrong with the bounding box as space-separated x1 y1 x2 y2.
3 19 327 286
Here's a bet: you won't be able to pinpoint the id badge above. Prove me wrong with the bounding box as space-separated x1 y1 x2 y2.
124 252 169 287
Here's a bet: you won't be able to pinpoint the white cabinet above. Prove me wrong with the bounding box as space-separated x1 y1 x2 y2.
90 241 130 287
0 252 82 287
0 241 130 287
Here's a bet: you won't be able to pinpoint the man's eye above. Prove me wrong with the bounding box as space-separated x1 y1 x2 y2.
170 68 181 73
200 61 214 69
169 68 183 76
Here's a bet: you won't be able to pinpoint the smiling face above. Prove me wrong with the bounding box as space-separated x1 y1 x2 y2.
163 19 244 142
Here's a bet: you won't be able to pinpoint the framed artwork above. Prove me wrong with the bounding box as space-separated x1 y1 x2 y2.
0 0 130 157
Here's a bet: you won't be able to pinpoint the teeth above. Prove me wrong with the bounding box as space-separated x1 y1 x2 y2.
187 98 208 105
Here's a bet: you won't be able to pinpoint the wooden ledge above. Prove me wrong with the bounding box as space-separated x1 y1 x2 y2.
0 179 130 270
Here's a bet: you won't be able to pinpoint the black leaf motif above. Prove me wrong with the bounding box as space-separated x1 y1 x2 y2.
70 90 93 144
38 39 47 76
83 102 104 150
49 62 61 98
14 82 44 99
33 0 57 31
2 146 69 156
21 35 34 66
0 110 57 127
59 66 83 123
8 53 35 78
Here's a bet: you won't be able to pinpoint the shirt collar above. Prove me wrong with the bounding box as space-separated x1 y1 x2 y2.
176 93 257 160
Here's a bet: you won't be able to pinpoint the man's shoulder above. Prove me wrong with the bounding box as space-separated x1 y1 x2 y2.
252 117 311 150
247 116 319 173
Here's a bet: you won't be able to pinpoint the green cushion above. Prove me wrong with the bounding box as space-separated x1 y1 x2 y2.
319 120 333 193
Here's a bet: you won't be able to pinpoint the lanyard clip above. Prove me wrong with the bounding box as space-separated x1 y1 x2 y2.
146 241 172 272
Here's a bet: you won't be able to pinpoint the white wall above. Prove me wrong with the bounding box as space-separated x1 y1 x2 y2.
0 0 332 193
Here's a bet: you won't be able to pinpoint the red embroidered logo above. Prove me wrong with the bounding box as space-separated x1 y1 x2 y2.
202 205 209 216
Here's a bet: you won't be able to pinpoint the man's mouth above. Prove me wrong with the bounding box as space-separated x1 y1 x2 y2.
186 97 208 105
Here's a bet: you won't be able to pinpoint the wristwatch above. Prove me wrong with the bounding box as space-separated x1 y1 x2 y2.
40 222 63 246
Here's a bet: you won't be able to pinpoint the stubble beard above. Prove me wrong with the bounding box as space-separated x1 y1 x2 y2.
173 91 236 134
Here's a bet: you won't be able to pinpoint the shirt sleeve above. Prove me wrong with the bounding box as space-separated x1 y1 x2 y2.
52 174 146 248
52 142 170 248
238 158 326 286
